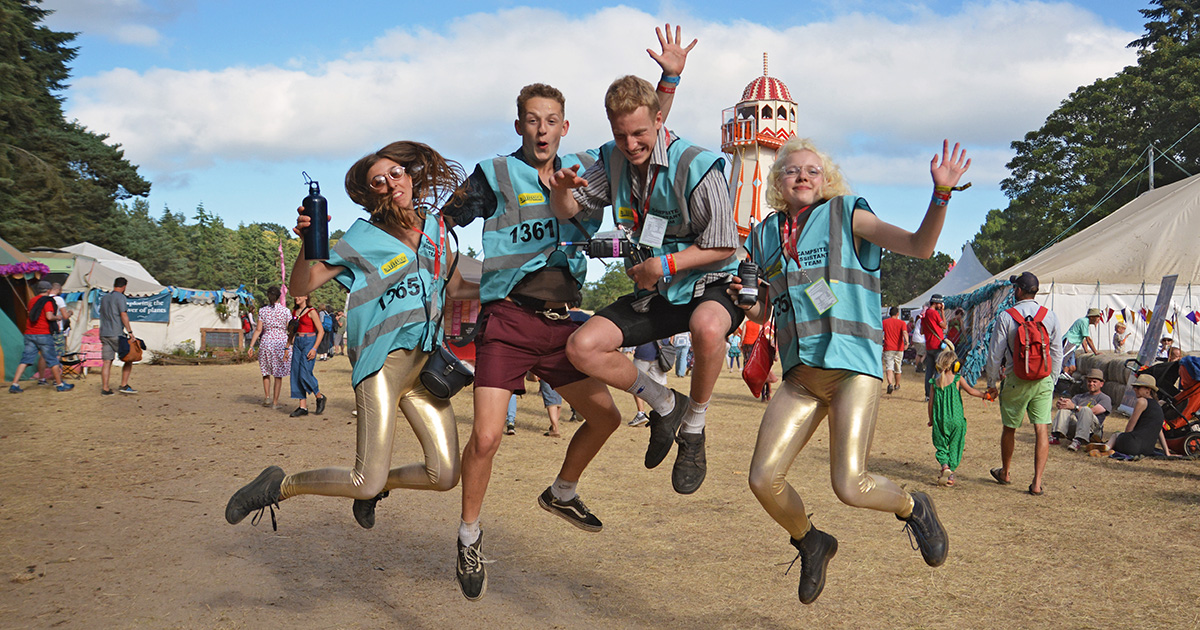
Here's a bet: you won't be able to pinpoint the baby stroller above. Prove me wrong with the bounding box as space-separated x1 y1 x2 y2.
1126 356 1200 456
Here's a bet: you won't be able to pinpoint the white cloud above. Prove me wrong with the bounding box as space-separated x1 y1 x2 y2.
41 0 190 46
64 1 1137 191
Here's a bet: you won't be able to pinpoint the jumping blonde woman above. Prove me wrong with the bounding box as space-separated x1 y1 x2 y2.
733 137 970 604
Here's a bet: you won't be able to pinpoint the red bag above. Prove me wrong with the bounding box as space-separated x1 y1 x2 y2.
742 316 776 397
1006 306 1051 380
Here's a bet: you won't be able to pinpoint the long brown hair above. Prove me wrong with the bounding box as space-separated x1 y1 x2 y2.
344 141 465 231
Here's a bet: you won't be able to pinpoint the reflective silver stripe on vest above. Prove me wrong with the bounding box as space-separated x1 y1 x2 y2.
353 304 433 360
790 317 882 340
337 238 409 311
482 251 540 274
822 197 880 292
668 144 703 234
574 151 596 170
481 156 557 276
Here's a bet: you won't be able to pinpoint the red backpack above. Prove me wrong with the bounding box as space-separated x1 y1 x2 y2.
1006 306 1051 380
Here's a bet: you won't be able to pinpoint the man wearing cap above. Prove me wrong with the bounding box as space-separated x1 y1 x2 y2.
921 295 948 401
1052 368 1111 451
9 281 73 393
985 271 1062 495
1062 308 1102 378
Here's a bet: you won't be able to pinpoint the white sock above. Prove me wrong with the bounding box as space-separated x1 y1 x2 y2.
680 397 709 435
626 371 674 415
551 477 577 502
458 518 481 546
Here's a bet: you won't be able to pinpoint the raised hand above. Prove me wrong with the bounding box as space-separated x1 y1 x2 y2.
647 23 697 78
549 164 588 192
931 139 971 189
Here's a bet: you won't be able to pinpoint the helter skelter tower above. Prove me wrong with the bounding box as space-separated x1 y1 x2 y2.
721 54 797 239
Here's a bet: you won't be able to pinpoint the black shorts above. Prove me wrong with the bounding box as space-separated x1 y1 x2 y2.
595 283 745 347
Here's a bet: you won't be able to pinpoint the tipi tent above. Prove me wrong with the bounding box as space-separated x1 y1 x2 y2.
962 172 1200 354
902 242 993 310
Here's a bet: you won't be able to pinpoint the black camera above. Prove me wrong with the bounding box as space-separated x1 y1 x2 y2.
560 230 654 265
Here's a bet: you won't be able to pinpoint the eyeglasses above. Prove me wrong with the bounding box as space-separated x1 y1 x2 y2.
781 165 823 180
369 165 407 191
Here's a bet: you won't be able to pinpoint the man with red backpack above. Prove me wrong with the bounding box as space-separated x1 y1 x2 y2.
984 272 1062 496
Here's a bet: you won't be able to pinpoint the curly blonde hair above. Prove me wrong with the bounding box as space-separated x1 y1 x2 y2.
344 141 465 231
765 137 852 212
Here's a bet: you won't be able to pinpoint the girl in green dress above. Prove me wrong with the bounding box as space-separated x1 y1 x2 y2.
928 349 989 486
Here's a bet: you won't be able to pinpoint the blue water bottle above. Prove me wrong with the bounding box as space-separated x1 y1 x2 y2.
301 172 329 260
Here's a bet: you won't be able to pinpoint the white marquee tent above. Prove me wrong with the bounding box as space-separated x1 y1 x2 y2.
963 173 1200 353
56 243 247 356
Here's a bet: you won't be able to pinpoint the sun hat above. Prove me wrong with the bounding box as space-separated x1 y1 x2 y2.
1085 369 1104 382
1132 373 1158 392
1086 308 1102 318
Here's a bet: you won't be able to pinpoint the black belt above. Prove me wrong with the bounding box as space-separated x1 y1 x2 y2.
507 295 571 321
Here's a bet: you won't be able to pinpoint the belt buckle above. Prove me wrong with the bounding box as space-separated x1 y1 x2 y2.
538 309 569 321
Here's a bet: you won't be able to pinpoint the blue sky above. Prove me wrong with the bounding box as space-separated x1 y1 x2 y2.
42 0 1149 274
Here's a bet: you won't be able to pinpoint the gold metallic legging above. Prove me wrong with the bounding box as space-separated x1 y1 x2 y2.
748 365 913 539
279 348 460 501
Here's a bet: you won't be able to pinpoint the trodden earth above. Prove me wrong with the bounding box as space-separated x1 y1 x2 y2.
2 356 1198 629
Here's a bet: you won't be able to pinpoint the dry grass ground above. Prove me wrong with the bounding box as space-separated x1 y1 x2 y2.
1 357 1198 629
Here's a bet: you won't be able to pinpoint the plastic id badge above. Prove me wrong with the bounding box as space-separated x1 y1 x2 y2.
639 214 668 249
804 278 838 314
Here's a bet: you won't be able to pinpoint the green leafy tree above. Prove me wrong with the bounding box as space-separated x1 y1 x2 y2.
879 250 956 307
972 0 1200 271
581 262 634 311
0 0 150 250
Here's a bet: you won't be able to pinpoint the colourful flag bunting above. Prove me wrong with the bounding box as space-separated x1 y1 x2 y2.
1187 311 1200 325
1105 307 1114 322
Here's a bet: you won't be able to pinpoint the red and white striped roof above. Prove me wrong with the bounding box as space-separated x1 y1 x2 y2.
740 53 794 103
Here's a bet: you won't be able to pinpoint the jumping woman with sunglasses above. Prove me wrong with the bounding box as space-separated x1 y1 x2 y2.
731 137 970 604
226 141 477 531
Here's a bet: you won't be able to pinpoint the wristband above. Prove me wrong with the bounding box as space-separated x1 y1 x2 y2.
656 85 676 94
667 254 677 275
934 185 952 193
661 256 672 280
659 74 681 85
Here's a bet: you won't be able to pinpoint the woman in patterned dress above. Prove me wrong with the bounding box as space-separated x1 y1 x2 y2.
248 285 292 408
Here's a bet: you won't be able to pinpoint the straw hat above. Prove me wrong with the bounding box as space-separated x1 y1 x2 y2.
1085 369 1104 382
1131 373 1158 392
1086 308 1102 318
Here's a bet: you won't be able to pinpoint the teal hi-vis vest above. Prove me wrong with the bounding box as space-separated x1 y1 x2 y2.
478 151 601 303
329 213 446 387
748 196 883 378
600 133 738 305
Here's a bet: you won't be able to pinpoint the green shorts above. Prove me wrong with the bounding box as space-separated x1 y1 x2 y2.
998 375 1053 428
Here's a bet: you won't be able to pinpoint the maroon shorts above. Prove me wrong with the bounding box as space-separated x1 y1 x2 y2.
473 300 588 393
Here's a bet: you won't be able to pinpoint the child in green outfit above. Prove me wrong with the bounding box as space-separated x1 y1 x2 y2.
927 349 988 486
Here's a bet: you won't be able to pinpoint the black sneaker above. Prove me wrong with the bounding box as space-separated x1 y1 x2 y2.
645 389 688 469
537 486 602 532
671 430 707 494
899 491 948 567
225 466 285 530
315 395 326 415
289 407 309 417
100 389 114 396
352 490 389 529
456 533 489 601
886 384 893 395
788 526 838 605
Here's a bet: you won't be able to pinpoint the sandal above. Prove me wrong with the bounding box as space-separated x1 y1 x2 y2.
1027 483 1044 496
543 431 561 438
945 472 955 487
989 467 1011 485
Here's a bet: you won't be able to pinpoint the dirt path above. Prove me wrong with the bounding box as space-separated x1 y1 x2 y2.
2 358 1198 629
